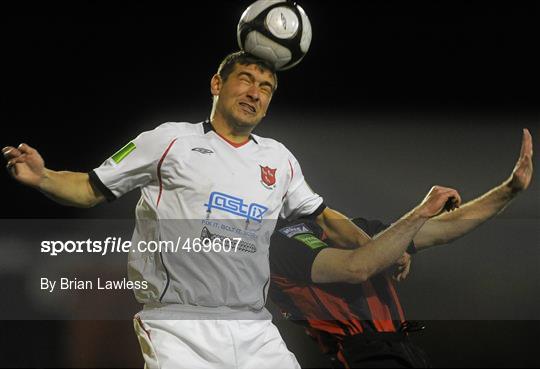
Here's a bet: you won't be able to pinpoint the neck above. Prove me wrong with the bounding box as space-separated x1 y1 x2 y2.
210 113 252 144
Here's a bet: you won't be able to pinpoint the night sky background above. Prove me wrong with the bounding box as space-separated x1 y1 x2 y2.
1 2 539 368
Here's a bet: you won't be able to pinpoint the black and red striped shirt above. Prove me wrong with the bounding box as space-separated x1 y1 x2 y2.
269 218 412 342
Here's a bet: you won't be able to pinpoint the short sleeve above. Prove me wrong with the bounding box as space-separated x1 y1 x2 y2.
280 150 324 220
90 123 178 200
270 221 328 283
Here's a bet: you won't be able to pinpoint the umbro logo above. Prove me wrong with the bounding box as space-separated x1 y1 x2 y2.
192 147 214 154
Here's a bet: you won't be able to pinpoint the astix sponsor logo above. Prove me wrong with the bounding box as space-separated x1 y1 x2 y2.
204 192 268 223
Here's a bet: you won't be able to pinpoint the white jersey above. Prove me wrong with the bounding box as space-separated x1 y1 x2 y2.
91 121 324 318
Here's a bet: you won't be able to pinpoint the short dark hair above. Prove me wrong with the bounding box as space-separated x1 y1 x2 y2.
217 51 278 91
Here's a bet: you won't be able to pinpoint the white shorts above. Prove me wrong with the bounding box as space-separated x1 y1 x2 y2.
134 317 301 369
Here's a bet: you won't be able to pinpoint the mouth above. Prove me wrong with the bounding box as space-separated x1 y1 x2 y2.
238 102 257 114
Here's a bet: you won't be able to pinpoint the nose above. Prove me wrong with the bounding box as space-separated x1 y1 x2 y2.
246 85 260 101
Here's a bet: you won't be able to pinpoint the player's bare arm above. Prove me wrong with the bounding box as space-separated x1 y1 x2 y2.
413 128 533 250
3 144 105 208
311 186 461 284
314 205 413 281
314 207 372 248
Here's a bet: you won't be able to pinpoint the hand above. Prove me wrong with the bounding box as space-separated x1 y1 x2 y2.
392 252 411 282
2 143 46 188
507 128 533 193
416 185 462 219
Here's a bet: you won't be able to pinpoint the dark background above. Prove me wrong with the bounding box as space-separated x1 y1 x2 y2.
1 1 539 368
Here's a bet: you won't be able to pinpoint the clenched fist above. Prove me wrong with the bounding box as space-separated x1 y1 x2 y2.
2 143 46 188
416 185 462 219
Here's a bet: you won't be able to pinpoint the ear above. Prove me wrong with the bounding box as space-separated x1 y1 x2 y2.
210 74 222 96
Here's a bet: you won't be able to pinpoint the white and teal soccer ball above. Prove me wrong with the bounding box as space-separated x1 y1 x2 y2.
237 0 312 71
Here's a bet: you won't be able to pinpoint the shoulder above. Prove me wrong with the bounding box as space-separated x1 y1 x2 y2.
151 121 204 138
136 121 206 144
251 134 295 157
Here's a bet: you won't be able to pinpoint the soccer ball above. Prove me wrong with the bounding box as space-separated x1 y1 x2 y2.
237 0 312 71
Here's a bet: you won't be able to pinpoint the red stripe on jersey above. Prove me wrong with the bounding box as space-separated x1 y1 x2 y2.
288 159 294 180
337 343 351 369
386 275 406 323
361 279 397 332
272 275 347 336
311 288 364 335
281 160 295 203
156 139 178 207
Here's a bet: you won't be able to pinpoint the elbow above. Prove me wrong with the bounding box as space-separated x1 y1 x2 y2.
345 247 379 284
70 201 96 209
345 262 372 284
72 195 102 209
79 201 97 209
83 195 105 208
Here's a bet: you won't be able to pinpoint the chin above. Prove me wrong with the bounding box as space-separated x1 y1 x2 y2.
233 115 262 130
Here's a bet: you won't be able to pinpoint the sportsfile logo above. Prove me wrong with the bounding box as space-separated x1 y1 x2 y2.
204 192 268 223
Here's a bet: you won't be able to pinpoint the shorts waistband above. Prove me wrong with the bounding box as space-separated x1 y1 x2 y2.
139 303 273 320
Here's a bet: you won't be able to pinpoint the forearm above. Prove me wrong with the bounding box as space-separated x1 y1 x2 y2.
312 185 462 284
347 210 427 282
414 180 516 250
39 169 104 208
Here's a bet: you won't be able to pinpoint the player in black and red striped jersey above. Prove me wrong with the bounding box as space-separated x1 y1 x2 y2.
269 129 533 368
271 217 428 368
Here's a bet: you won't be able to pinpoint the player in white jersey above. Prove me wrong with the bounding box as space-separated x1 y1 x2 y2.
2 51 464 368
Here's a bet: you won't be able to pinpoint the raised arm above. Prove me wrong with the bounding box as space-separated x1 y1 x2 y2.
413 129 534 251
312 186 461 283
3 144 105 208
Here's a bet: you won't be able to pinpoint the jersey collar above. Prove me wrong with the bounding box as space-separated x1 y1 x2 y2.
203 119 259 145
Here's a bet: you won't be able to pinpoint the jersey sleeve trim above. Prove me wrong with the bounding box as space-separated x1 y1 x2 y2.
300 203 327 221
270 231 328 283
88 170 117 202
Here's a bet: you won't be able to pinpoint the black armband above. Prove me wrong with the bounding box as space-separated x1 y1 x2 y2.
88 170 116 202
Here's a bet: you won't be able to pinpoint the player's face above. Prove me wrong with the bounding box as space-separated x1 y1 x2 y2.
212 63 275 131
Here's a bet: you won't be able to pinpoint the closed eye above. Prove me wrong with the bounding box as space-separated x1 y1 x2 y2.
238 73 254 84
260 86 273 96
237 71 274 95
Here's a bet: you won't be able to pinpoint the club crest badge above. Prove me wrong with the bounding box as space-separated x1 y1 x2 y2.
260 165 277 189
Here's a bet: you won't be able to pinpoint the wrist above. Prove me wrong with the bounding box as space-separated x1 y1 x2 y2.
502 177 521 197
410 206 432 221
38 168 54 191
